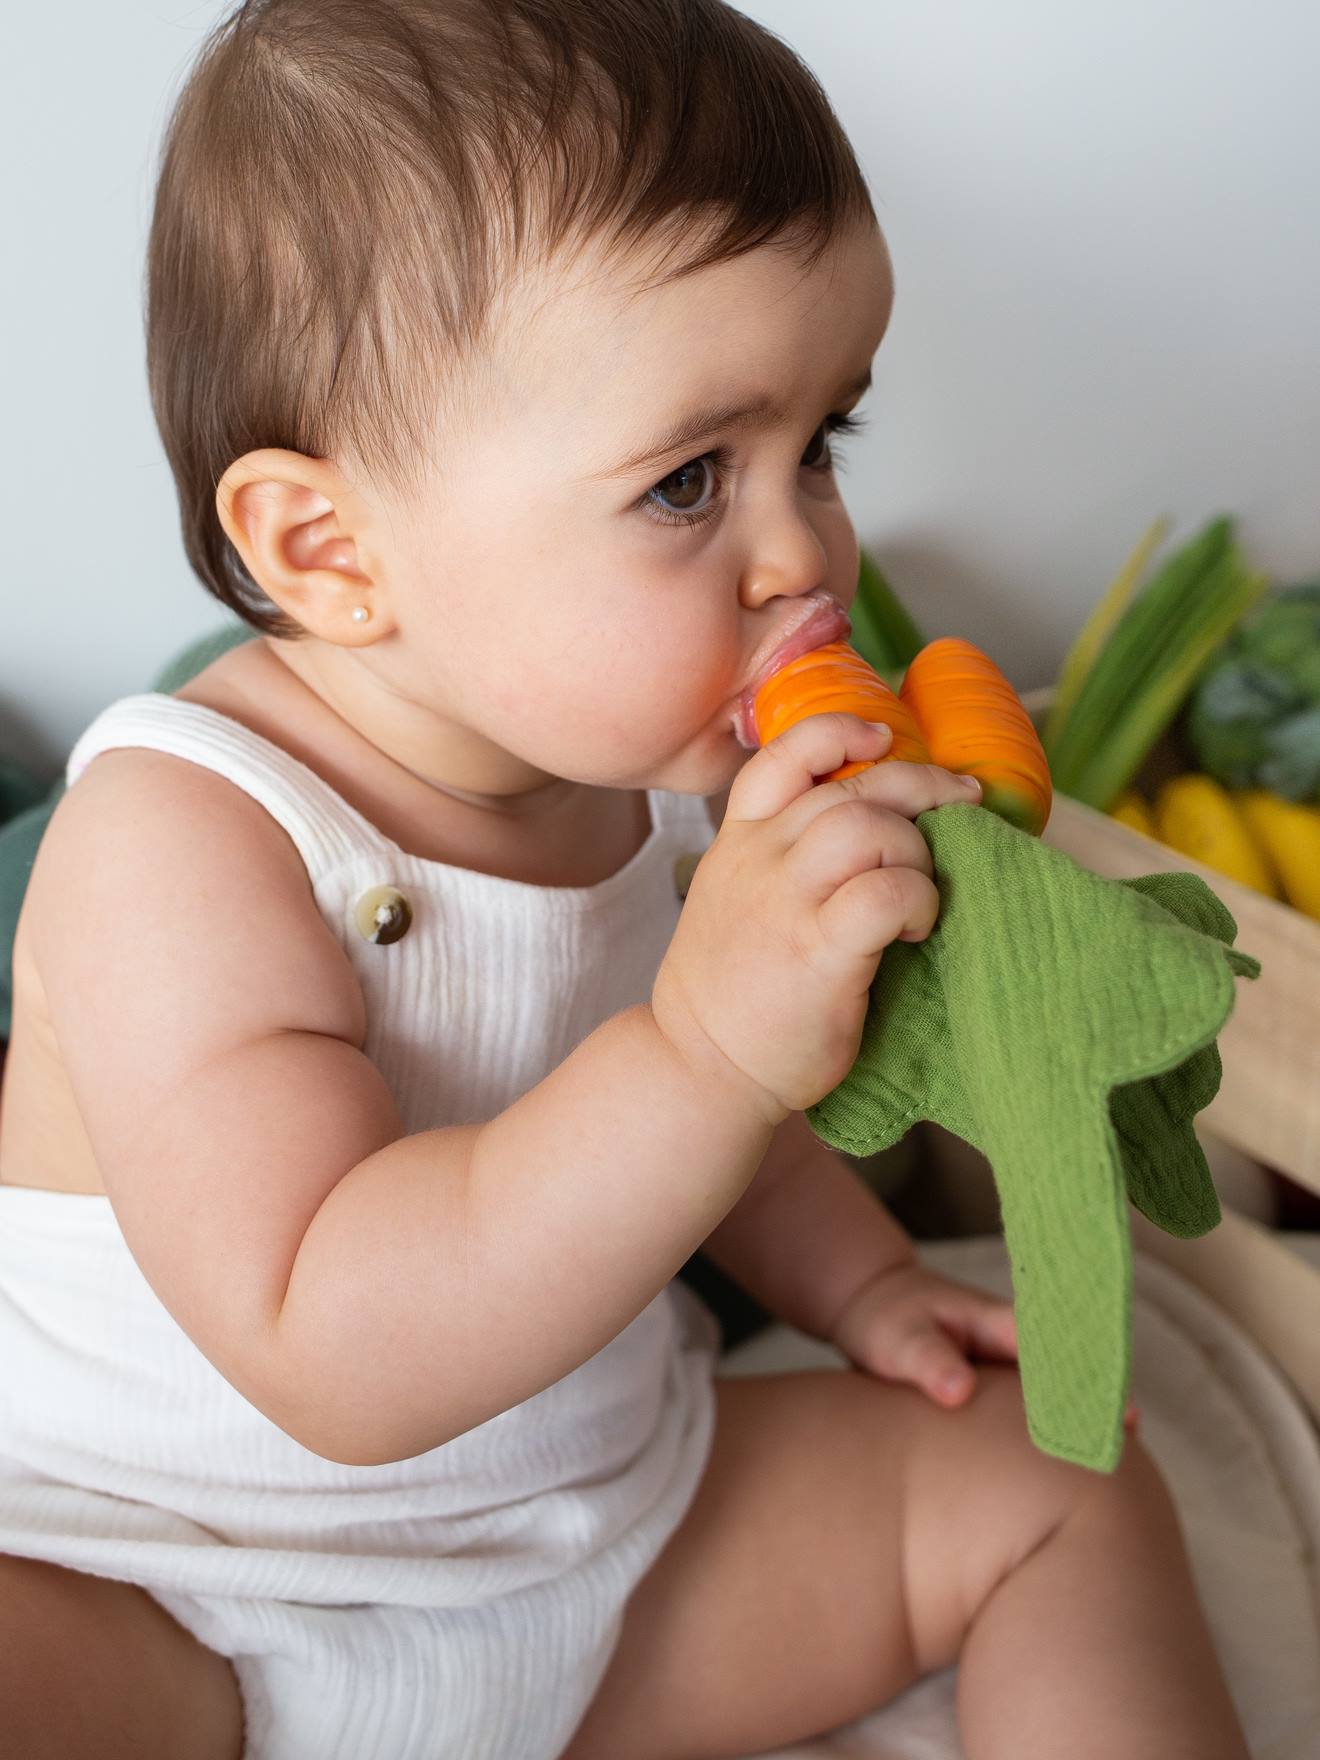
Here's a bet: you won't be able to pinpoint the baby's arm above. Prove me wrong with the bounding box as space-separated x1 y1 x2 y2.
32 750 775 1466
702 1107 917 1339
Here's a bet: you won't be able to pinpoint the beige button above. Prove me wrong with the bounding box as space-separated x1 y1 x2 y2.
672 851 702 902
353 884 413 945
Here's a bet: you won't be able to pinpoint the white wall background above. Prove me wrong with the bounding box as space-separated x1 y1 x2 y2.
3 1 1318 775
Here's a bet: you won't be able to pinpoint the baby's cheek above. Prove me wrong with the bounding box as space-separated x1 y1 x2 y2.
504 570 738 773
633 635 735 743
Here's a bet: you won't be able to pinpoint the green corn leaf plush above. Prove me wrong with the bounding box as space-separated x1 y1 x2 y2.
806 803 1260 1474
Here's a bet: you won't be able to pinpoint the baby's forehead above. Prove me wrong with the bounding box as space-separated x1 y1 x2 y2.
495 231 672 350
495 226 850 383
451 219 884 479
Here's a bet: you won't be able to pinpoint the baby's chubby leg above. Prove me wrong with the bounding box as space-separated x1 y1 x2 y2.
0 1553 244 1759
561 1363 1248 1760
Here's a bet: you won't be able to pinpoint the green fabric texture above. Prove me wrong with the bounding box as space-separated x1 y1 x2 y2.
806 800 1261 1474
0 624 253 1040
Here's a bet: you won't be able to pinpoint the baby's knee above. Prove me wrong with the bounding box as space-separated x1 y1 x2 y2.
960 1365 1099 1534
980 1371 1187 1580
904 1366 1160 1667
964 1364 1159 1522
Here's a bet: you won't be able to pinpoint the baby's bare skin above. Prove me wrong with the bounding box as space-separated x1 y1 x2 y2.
562 1367 1241 1760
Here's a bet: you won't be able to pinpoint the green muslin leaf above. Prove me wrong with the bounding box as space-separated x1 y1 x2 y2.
806 804 1260 1474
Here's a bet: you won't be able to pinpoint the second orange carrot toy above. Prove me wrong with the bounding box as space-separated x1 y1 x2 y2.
752 636 1053 836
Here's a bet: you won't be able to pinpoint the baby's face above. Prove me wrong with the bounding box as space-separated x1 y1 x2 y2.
381 217 893 799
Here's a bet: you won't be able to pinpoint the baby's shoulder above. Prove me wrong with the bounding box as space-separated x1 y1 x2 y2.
27 737 365 1050
44 735 309 907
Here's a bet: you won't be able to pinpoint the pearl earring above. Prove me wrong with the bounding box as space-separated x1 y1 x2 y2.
351 606 371 624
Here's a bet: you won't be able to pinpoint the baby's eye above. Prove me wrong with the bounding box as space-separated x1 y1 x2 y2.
800 420 835 471
641 411 870 531
649 455 720 521
803 409 869 470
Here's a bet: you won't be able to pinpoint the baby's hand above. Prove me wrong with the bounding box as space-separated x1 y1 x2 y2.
828 1260 1018 1407
652 713 981 1126
830 1261 1140 1432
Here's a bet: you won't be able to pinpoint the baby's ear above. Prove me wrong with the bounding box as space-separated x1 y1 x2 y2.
215 448 387 645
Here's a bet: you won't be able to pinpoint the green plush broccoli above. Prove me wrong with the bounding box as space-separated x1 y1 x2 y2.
1185 582 1320 802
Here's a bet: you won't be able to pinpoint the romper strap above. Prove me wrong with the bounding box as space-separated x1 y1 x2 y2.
65 693 394 879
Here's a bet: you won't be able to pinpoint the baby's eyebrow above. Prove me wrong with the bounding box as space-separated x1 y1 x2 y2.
585 366 873 482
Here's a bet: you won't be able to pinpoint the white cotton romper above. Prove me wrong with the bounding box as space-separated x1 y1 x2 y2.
0 691 723 1760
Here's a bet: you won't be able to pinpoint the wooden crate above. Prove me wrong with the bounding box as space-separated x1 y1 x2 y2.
1020 687 1320 1193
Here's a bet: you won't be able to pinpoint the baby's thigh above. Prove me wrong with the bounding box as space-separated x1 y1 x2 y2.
0 1552 244 1760
560 1362 1098 1760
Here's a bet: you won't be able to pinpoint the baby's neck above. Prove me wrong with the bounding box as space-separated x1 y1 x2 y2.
260 635 573 818
176 637 650 887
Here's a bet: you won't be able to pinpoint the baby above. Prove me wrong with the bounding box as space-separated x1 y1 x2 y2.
0 2 1249 1758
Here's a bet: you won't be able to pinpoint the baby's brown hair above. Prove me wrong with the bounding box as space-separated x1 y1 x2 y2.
146 0 876 637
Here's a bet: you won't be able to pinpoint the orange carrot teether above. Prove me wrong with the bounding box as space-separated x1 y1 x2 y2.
752 636 1052 836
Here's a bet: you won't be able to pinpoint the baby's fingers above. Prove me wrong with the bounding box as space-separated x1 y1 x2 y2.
957 1299 1019 1364
815 862 942 960
888 1323 979 1406
727 712 894 824
786 801 935 904
826 753 983 823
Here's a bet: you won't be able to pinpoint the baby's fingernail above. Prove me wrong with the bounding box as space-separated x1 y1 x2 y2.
864 721 892 736
957 774 982 793
940 1370 973 1397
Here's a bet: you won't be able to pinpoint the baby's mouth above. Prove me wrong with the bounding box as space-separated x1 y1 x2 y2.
730 593 852 749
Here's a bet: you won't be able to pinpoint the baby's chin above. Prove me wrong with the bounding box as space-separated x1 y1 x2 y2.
628 715 754 799
598 718 746 802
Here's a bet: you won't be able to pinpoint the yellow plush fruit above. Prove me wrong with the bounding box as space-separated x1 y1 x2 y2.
1234 790 1320 920
1152 774 1280 896
1107 789 1156 837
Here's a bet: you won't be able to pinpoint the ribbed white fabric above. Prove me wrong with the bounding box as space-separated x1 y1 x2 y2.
0 692 722 1760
